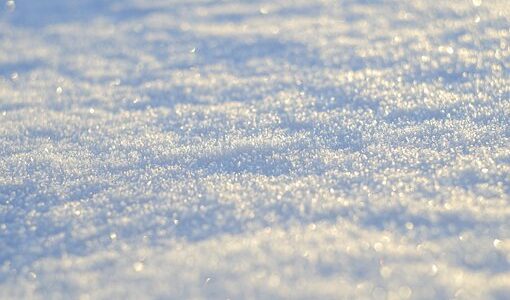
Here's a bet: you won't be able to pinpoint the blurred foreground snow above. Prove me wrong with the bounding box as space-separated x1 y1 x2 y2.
1 0 510 299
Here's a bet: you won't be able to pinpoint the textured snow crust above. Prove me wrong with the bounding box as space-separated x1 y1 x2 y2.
1 0 510 299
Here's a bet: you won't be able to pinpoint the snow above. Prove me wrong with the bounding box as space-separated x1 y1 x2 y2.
0 0 509 298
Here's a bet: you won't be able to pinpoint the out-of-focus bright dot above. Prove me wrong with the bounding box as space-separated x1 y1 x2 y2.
446 47 454 54
173 219 179 225
110 232 117 240
204 277 212 285
474 15 481 23
133 262 144 272
373 242 384 252
73 210 81 216
259 7 269 15
481 168 488 174
405 222 414 230
398 286 412 299
89 108 95 114
6 0 15 12
430 264 438 276
472 0 482 7
56 86 63 94
190 47 196 53
493 239 502 249
10 72 18 80
380 266 392 278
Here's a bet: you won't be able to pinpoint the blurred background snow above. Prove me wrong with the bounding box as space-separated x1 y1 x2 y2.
1 0 509 299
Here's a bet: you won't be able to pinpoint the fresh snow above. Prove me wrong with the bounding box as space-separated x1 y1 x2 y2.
1 0 509 299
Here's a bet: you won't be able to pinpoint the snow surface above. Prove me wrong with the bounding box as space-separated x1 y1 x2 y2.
0 0 509 299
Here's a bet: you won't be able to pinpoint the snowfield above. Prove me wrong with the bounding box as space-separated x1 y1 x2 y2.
1 0 509 299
